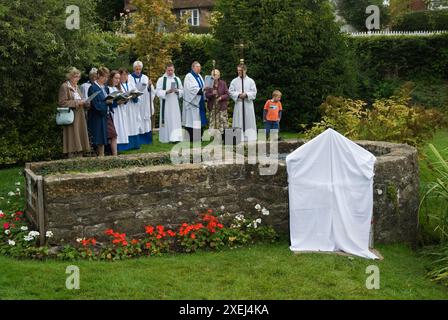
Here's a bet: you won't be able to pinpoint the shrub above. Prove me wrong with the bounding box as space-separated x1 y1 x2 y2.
304 87 445 148
393 9 448 31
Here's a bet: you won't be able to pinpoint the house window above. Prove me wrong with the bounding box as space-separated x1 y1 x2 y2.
180 9 200 27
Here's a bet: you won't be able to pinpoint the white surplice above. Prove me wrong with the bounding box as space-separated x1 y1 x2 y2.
182 72 204 130
229 75 258 142
130 73 155 136
108 86 129 145
156 73 184 143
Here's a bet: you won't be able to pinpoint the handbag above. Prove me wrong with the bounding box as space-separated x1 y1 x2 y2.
56 107 74 126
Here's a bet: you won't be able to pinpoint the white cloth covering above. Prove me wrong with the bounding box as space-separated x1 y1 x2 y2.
182 72 204 130
286 129 378 259
229 75 257 142
156 73 184 143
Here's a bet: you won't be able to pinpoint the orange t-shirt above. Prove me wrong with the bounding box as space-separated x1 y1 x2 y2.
264 100 283 121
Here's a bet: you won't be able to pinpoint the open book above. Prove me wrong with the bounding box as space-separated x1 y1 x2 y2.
204 75 214 88
125 89 144 99
105 91 131 104
84 91 100 104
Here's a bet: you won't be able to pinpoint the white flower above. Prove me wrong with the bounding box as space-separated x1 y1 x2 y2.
20 226 28 231
235 214 245 221
15 182 21 186
76 238 83 243
28 231 40 238
16 188 20 192
255 204 262 211
220 205 225 211
8 240 15 246
4 230 10 235
46 231 54 238
24 235 34 242
247 223 252 228
256 218 262 224
261 208 270 216
7 191 15 197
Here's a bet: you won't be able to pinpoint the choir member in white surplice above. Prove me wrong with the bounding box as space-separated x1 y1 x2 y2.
156 63 184 143
229 63 258 142
182 61 207 142
80 68 97 100
130 60 156 146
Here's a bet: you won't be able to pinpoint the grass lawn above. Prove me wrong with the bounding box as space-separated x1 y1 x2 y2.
0 242 447 300
0 131 447 299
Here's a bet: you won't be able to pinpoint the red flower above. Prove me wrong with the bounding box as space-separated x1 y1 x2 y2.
131 239 139 245
15 211 23 216
105 229 114 236
145 226 154 235
207 209 213 214
145 242 152 249
91 239 97 246
122 241 128 246
14 217 20 221
3 223 10 229
81 239 89 247
156 234 162 239
190 233 196 239
0 213 4 218
167 230 176 237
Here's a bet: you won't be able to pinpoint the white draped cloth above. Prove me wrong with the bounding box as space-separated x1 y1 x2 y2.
182 72 204 130
80 82 92 100
130 74 155 136
156 73 184 143
108 86 129 145
286 129 379 259
229 75 258 142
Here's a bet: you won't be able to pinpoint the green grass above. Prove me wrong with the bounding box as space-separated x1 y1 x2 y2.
0 242 446 300
0 131 448 299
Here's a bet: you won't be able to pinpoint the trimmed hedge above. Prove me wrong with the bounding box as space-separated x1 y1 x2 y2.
393 10 448 31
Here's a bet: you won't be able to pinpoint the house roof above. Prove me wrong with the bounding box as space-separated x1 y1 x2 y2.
172 0 215 9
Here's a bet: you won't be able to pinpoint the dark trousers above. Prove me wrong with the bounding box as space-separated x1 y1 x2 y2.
265 120 280 137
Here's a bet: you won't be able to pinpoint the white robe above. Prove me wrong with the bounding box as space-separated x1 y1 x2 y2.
156 73 184 143
123 80 140 137
182 72 205 130
108 86 129 145
130 74 155 136
229 75 258 142
80 82 92 100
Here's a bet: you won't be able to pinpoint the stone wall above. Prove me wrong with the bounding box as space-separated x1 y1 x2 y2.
25 140 420 246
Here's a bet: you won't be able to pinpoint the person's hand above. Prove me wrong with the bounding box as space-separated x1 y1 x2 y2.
106 99 114 105
217 96 222 102
213 89 218 96
239 93 247 99
166 89 173 94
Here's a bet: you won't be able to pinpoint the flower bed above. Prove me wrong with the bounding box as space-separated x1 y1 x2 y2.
1 208 277 261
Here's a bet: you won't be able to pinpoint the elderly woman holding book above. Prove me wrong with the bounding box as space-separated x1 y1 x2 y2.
58 67 91 158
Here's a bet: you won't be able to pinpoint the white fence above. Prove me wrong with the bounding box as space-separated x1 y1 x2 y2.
349 30 448 37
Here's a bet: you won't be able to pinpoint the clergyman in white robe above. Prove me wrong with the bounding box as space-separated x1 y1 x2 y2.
182 72 206 131
229 75 258 142
130 72 155 144
156 72 184 143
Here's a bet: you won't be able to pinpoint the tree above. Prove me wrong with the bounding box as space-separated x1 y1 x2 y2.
336 0 390 30
124 0 188 81
211 0 359 129
0 0 124 165
96 0 126 31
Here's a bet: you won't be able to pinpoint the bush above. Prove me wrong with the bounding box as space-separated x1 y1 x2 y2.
304 86 445 148
393 9 448 31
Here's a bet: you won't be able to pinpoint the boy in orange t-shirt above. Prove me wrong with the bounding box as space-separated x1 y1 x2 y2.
263 90 282 137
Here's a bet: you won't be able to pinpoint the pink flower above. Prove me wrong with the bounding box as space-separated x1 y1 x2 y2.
3 223 10 230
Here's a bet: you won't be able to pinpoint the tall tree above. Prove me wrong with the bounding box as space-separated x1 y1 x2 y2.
211 0 359 128
125 0 188 81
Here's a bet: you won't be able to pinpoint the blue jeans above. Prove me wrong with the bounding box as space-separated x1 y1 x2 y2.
265 121 279 137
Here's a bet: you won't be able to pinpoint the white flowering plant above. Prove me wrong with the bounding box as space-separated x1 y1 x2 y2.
0 209 49 259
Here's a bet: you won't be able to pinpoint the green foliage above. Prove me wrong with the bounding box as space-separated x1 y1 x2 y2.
393 9 448 31
0 0 125 166
171 34 217 76
304 86 445 148
211 0 358 129
336 0 390 31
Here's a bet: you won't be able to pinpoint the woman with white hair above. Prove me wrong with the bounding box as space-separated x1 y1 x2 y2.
58 67 91 157
129 60 155 147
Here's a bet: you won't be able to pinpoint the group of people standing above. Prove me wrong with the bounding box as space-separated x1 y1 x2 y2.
58 60 282 158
